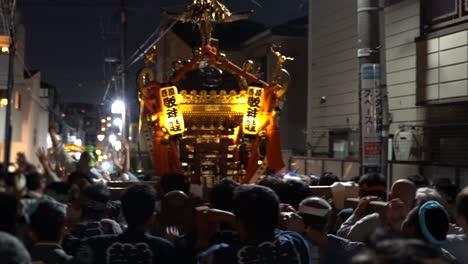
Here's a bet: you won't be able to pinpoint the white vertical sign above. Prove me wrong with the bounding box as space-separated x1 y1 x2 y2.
361 64 383 167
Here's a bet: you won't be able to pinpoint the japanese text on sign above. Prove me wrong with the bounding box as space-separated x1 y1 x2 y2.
243 87 264 135
160 86 185 135
361 64 383 167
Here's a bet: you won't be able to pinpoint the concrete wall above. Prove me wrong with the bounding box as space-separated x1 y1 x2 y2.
244 33 308 154
385 0 425 134
307 0 359 154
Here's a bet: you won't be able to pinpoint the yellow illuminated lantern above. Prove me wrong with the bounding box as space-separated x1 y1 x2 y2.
159 86 185 135
243 87 265 135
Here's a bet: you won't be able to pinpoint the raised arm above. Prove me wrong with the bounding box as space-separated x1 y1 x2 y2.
36 147 61 183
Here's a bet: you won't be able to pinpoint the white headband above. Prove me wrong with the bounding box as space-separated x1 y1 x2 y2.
298 204 330 217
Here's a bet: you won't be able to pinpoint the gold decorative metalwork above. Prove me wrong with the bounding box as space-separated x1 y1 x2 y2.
179 89 248 104
137 68 155 90
271 44 294 99
145 45 158 65
176 0 249 46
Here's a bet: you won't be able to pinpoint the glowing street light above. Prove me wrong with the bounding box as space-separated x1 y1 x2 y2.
113 118 122 128
114 140 122 151
109 134 117 145
111 100 125 114
102 161 111 171
74 139 82 146
97 134 105 142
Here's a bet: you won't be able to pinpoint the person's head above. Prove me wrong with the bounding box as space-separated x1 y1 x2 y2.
80 184 111 220
25 172 46 193
161 190 191 231
121 184 157 228
433 178 459 205
67 171 92 190
77 151 91 171
401 201 449 245
280 179 312 209
415 187 445 207
257 176 285 197
209 177 239 212
30 201 66 243
160 173 190 195
455 187 468 231
233 184 279 241
298 197 332 233
349 175 362 184
389 179 417 209
406 174 430 188
358 173 387 200
15 152 27 166
0 231 31 264
352 239 448 264
319 172 340 186
45 182 72 204
0 192 19 233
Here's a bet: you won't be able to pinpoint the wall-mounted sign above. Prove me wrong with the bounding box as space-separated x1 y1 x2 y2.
160 86 185 135
243 87 264 135
360 64 383 168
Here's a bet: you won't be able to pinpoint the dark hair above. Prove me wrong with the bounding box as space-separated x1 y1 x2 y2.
319 172 340 186
209 178 240 212
349 175 362 184
0 192 19 233
404 201 449 243
45 182 72 203
360 239 444 264
26 172 44 191
434 178 459 204
281 180 313 209
30 201 66 242
80 184 111 220
358 173 387 200
456 187 468 223
299 197 331 232
257 177 285 196
67 171 92 186
161 190 192 233
233 185 279 238
121 184 157 227
406 174 430 188
160 173 190 194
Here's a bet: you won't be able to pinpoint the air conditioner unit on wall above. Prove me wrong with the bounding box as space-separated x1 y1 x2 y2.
393 126 424 161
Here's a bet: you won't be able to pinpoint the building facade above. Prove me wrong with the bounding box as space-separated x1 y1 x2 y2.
306 0 468 186
0 17 51 166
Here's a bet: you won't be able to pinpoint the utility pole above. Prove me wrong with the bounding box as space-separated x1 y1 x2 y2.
357 0 388 176
120 0 128 139
2 0 16 171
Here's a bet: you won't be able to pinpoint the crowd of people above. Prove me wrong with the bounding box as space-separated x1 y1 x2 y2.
0 127 467 264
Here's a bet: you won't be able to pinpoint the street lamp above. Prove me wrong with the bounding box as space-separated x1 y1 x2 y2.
111 99 126 138
113 117 123 132
111 100 125 114
109 134 117 145
97 134 105 142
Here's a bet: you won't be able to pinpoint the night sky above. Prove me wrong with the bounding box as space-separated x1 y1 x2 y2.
20 0 306 103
